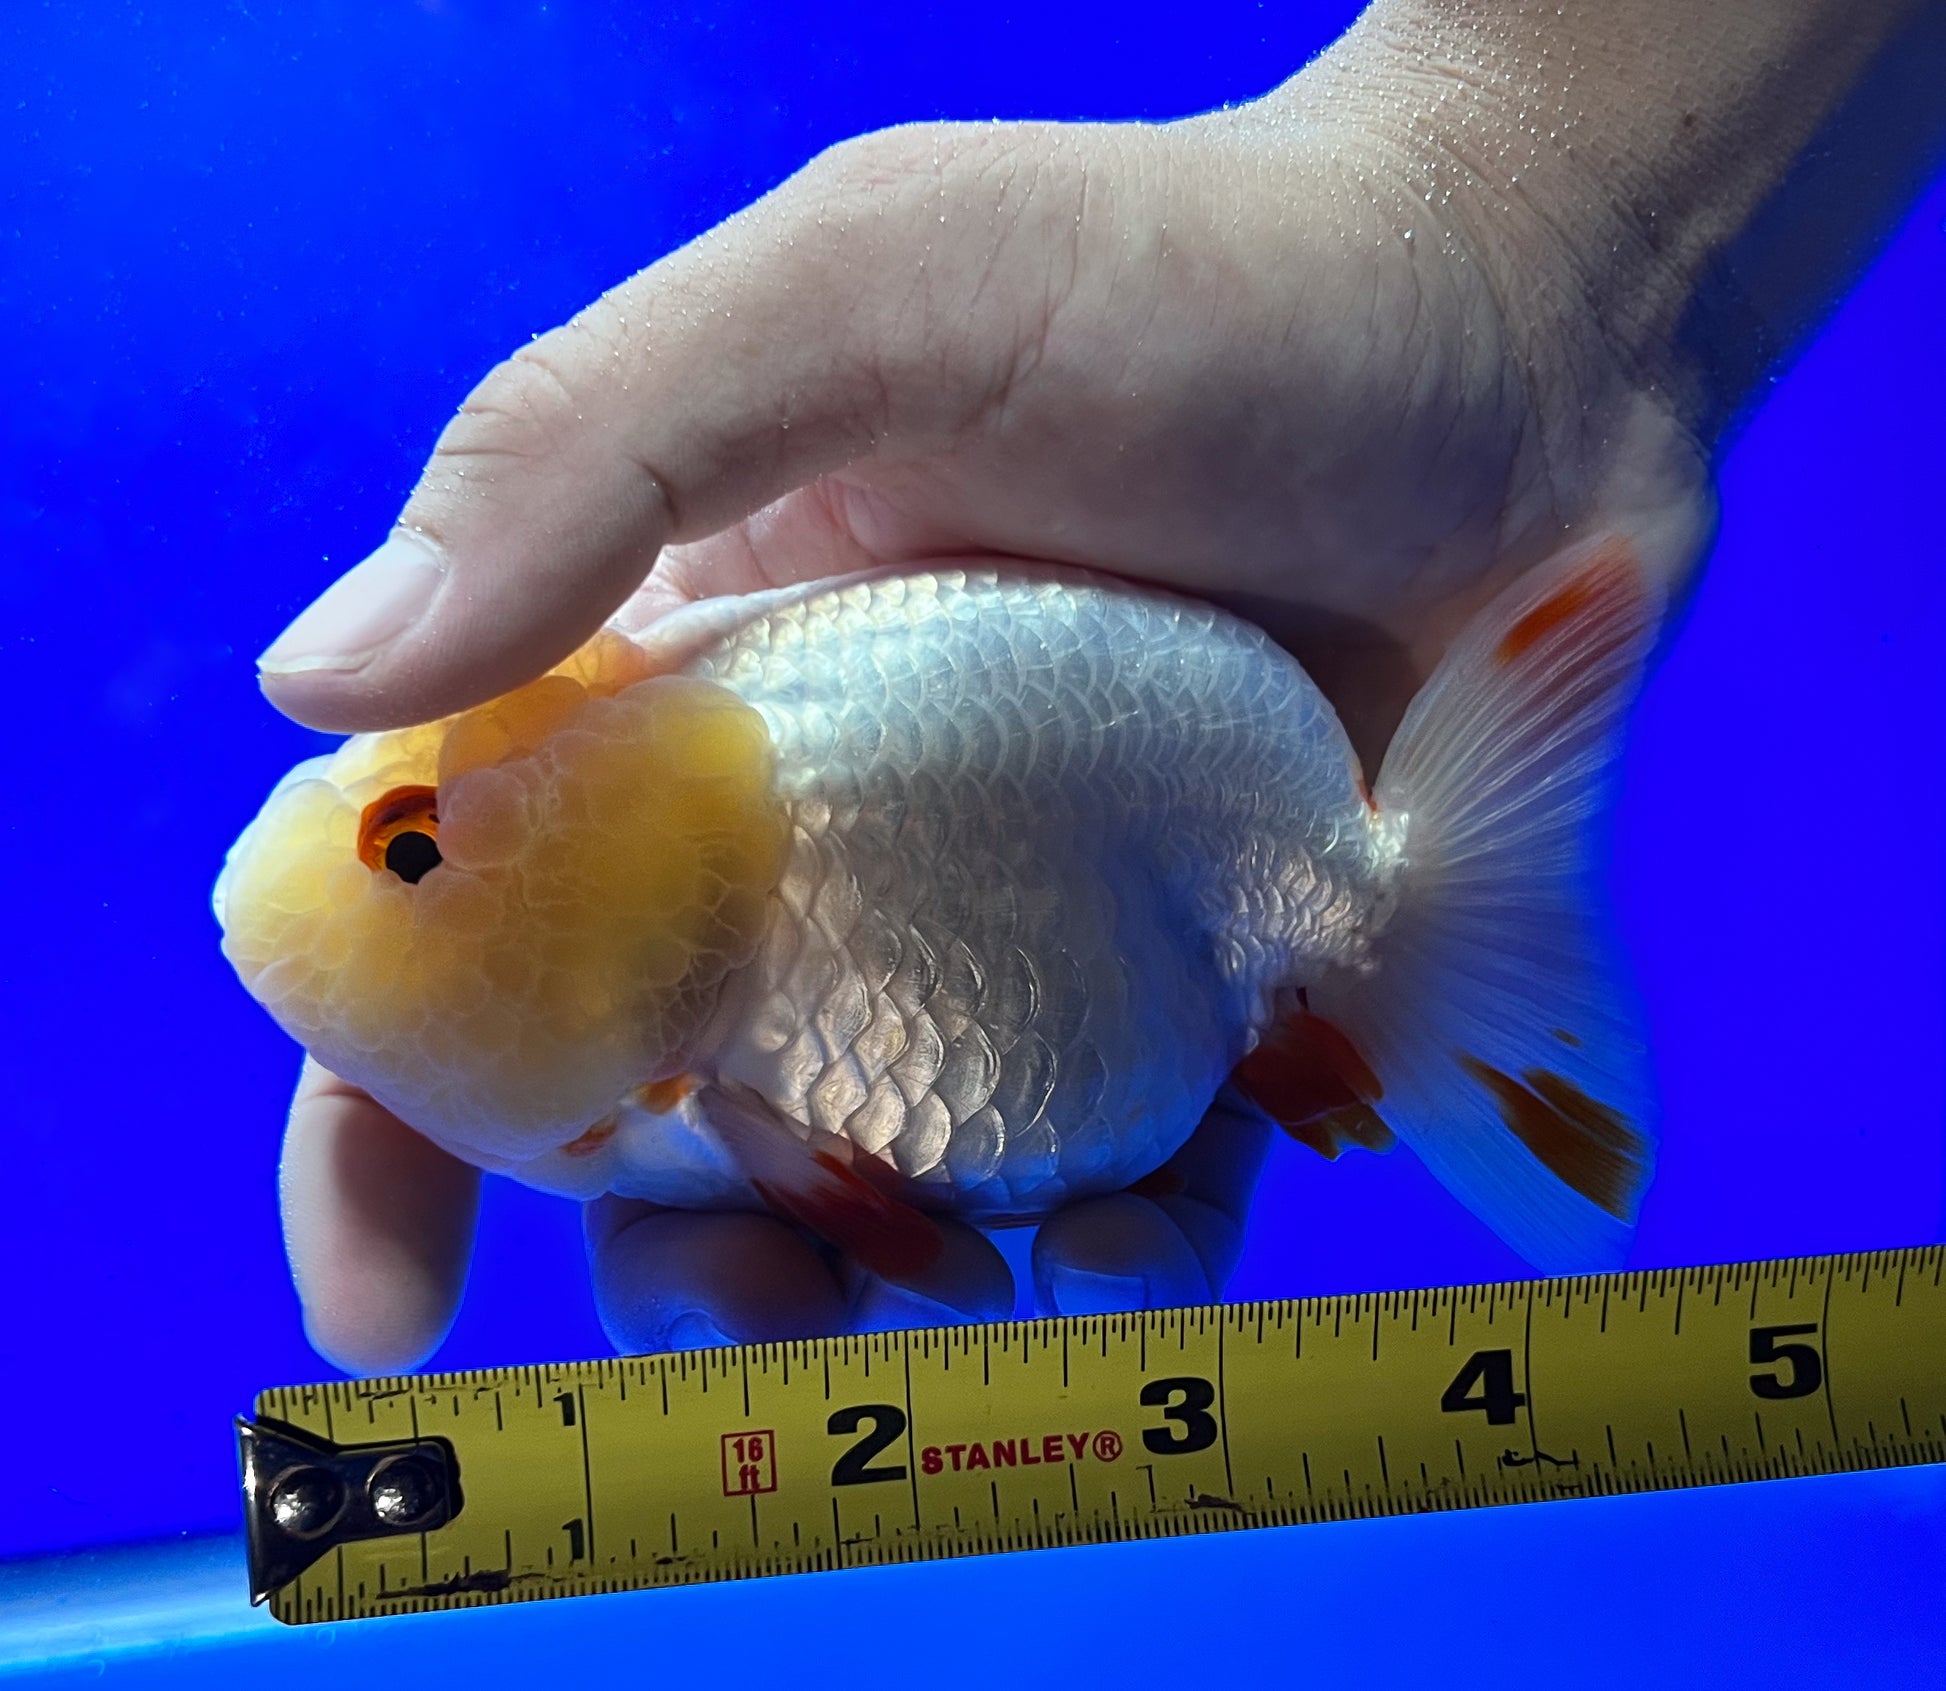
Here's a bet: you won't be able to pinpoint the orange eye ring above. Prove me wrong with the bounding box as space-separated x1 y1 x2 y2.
358 785 442 881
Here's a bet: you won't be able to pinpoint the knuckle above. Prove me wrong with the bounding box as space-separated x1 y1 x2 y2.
792 119 1065 229
800 121 960 200
431 340 587 467
775 120 1083 419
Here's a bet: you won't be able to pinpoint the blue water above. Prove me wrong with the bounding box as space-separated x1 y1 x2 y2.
1 0 1940 1665
7 1470 1945 1686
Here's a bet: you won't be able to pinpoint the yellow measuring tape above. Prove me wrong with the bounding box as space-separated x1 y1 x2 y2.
237 1247 1945 1622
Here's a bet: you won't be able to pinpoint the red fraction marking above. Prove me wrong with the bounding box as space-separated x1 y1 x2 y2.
721 1428 778 1497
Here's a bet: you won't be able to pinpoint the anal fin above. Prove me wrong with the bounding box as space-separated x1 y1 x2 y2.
1231 1007 1398 1161
1288 1104 1398 1162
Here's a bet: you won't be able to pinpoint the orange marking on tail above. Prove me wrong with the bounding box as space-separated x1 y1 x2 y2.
1495 541 1640 667
1232 1009 1389 1159
753 1154 944 1283
1457 1054 1647 1219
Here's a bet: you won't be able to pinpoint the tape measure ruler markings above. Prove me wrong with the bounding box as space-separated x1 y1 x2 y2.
237 1247 1946 1623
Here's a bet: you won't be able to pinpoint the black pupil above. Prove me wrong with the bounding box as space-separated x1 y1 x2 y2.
384 829 442 884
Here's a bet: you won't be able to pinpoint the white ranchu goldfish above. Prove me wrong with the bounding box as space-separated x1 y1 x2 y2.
217 538 1660 1287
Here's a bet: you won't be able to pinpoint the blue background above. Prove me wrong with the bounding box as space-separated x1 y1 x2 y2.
1 0 1939 1589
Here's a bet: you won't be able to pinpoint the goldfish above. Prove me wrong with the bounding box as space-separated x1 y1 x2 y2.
216 540 1659 1287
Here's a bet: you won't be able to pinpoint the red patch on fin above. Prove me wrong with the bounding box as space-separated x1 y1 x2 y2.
696 1079 945 1287
1457 1053 1647 1220
1232 1009 1389 1159
1286 1105 1398 1162
1494 541 1641 668
753 1155 944 1283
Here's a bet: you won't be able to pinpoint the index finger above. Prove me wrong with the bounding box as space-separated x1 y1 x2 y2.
279 1058 482 1374
255 124 1050 733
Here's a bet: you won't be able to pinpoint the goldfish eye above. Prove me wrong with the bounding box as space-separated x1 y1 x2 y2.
383 829 442 884
358 785 442 882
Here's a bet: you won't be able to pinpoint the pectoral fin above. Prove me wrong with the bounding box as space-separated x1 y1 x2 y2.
693 1081 945 1286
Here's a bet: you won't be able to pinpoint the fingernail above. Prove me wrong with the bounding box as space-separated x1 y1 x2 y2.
1045 1265 1149 1316
258 531 445 676
664 1311 736 1351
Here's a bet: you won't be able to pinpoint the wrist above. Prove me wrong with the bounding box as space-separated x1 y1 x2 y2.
1280 0 1946 446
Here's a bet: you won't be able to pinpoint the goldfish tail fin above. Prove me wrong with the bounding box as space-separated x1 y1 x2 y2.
1312 536 1665 1271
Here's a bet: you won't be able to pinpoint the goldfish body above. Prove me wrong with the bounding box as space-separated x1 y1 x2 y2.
218 546 1659 1279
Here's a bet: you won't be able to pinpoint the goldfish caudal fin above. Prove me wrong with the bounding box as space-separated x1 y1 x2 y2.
1312 536 1665 1271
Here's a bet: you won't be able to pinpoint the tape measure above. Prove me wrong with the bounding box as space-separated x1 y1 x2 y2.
237 1247 1945 1623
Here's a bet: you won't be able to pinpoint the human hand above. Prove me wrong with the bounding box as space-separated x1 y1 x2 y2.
259 0 1940 1372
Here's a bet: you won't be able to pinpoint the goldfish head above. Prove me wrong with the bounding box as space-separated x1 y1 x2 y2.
214 632 788 1163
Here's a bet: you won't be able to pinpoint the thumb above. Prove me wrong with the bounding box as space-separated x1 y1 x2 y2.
256 123 1060 732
